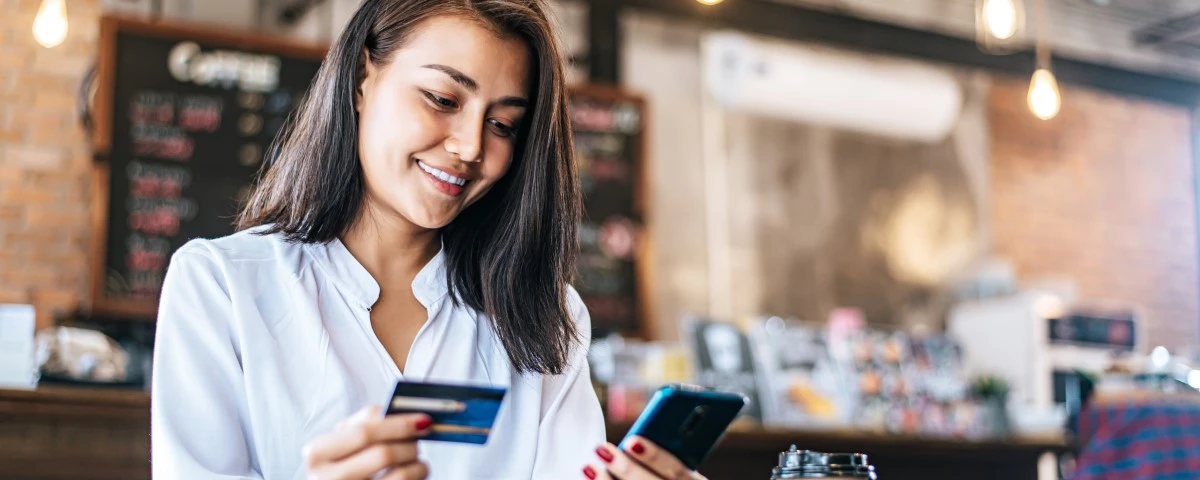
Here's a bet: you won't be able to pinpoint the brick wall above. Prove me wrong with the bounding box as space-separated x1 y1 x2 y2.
989 74 1200 349
0 0 100 330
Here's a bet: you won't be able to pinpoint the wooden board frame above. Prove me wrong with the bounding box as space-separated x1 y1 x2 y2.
568 83 655 340
89 15 327 320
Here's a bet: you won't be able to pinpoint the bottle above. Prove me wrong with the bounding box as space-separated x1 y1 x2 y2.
770 445 877 479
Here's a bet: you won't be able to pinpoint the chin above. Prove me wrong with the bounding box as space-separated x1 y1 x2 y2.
406 208 460 230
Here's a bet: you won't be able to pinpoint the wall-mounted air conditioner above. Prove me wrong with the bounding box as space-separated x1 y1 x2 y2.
702 31 964 143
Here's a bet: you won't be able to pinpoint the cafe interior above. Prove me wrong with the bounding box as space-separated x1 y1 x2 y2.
4 0 1200 479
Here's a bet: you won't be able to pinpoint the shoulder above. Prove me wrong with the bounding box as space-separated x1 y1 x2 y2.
174 225 292 261
564 284 591 337
563 284 593 358
167 226 312 287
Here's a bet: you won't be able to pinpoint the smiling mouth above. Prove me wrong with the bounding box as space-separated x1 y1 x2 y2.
417 159 470 197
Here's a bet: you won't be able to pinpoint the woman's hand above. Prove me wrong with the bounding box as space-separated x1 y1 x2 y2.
304 406 432 480
584 436 707 480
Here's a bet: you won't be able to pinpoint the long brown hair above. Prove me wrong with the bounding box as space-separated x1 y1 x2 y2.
238 0 581 375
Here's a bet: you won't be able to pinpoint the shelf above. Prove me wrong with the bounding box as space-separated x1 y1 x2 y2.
607 420 1071 458
0 386 149 421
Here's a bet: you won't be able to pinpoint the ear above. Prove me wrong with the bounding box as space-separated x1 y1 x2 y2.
356 48 373 114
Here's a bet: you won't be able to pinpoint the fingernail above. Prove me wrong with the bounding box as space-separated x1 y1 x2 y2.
416 417 433 430
583 466 597 479
631 441 645 455
596 446 614 463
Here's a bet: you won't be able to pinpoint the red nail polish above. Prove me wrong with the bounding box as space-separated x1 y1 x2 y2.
583 465 597 479
631 441 645 455
415 417 432 430
596 446 614 463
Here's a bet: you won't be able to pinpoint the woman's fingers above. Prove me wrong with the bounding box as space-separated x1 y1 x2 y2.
375 459 431 480
582 462 613 479
593 442 675 480
303 406 430 468
621 436 704 480
311 442 421 480
592 438 707 480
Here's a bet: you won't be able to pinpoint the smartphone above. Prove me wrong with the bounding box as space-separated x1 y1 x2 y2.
619 384 747 470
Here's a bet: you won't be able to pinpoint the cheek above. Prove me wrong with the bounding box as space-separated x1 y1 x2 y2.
482 139 516 180
358 94 440 165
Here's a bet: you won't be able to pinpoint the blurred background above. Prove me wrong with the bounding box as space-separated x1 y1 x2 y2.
5 0 1200 479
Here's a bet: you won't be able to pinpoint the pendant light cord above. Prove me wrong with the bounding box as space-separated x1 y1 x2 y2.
1034 0 1051 70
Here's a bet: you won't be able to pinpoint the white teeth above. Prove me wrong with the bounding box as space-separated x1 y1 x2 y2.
417 160 467 186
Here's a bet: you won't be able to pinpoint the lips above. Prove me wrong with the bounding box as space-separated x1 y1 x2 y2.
417 160 469 197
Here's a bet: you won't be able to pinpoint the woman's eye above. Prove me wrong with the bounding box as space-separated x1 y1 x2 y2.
488 119 516 138
422 91 458 109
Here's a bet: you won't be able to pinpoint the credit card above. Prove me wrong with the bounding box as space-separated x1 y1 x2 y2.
383 380 507 445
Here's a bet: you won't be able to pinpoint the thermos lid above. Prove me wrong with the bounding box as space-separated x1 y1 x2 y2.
771 445 877 479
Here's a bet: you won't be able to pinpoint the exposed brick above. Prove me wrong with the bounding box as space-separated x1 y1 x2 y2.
7 145 66 170
29 120 83 146
0 186 56 203
24 170 86 188
32 89 76 111
11 110 66 136
990 75 1200 349
0 127 21 142
32 287 79 311
0 0 95 335
0 287 31 304
0 90 30 108
2 264 59 286
23 205 86 227
0 165 23 183
0 205 21 221
0 46 30 69
19 71 76 92
31 51 90 78
26 247 84 265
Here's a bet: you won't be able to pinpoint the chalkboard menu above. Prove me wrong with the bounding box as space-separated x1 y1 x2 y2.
89 16 325 318
569 86 649 336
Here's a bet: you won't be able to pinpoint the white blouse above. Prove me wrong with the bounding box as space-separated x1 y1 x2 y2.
150 228 605 479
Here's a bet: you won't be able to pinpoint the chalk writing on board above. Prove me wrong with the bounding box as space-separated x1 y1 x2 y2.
178 95 223 133
96 24 324 311
571 101 642 134
569 90 645 334
130 124 194 161
168 41 282 92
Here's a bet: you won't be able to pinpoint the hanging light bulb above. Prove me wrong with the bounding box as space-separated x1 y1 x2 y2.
975 0 1025 53
983 0 1019 39
32 0 68 48
1027 68 1061 120
1026 0 1060 120
696 0 725 4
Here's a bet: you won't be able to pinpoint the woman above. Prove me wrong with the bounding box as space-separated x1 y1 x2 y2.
151 1 704 479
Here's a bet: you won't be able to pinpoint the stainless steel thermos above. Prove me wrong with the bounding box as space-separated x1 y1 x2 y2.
770 445 877 479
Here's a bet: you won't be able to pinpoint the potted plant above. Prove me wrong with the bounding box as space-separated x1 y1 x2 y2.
970 374 1011 438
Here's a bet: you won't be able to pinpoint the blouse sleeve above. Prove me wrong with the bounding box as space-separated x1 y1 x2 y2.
151 243 262 479
529 286 607 477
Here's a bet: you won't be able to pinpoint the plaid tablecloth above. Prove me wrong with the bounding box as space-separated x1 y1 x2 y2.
1070 394 1200 480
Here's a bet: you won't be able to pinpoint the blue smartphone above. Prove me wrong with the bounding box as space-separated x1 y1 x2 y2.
619 384 747 470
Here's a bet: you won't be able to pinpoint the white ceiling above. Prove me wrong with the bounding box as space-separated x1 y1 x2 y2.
771 0 1200 81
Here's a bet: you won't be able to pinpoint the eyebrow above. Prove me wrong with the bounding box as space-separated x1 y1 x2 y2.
422 63 529 108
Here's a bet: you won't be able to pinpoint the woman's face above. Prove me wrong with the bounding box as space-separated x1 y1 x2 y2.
356 15 531 230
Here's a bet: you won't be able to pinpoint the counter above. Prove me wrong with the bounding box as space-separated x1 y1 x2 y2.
0 387 150 480
608 421 1070 480
0 387 1069 480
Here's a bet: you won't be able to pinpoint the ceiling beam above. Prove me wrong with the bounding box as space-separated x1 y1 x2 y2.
602 0 1200 107
1134 11 1200 47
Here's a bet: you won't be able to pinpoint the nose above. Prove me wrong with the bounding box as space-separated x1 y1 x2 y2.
444 115 484 163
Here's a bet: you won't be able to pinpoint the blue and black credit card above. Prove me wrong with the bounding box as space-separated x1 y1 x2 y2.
383 380 507 445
